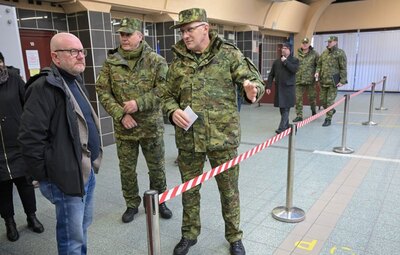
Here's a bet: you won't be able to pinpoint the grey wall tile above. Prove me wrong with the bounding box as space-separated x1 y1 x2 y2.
77 11 89 30
89 11 103 30
91 30 105 48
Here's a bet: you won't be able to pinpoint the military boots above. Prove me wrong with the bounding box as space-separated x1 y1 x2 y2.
159 202 172 219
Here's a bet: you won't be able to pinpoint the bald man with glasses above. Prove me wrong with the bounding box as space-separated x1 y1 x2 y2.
19 32 102 254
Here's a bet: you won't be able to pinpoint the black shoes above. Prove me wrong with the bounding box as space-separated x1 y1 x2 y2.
312 110 317 116
230 240 246 255
159 202 172 219
322 119 331 127
27 214 44 233
275 129 283 134
122 207 138 223
122 204 171 222
5 217 19 242
173 238 197 255
292 116 303 122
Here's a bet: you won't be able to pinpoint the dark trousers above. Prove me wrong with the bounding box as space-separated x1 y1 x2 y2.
0 176 37 219
278 107 291 131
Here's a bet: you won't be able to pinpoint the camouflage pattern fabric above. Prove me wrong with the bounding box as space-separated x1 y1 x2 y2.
117 17 142 33
96 41 168 208
116 137 166 208
320 86 337 120
295 47 319 117
316 45 347 87
295 85 317 117
170 8 208 29
96 41 167 141
316 45 347 119
161 31 265 153
178 149 242 243
159 30 264 242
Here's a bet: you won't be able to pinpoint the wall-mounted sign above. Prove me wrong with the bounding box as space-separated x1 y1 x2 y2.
25 50 40 69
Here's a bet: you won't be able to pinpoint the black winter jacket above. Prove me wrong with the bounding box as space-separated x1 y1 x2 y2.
0 71 26 181
18 64 92 196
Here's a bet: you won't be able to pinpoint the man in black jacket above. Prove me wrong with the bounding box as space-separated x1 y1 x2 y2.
18 33 102 254
267 42 299 134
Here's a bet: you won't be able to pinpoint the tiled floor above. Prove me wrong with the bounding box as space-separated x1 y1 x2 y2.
1 91 399 255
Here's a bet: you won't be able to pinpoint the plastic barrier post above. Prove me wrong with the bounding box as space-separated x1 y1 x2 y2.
362 82 377 126
333 94 354 154
271 124 305 223
144 190 161 255
376 76 388 110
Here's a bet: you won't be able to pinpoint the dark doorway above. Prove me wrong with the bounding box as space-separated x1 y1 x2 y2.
19 29 55 80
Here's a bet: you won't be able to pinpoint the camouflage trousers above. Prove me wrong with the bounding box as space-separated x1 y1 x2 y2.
320 85 338 120
295 84 317 117
178 148 243 243
116 136 167 208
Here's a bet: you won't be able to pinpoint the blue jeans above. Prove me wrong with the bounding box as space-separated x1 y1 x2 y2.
39 170 96 255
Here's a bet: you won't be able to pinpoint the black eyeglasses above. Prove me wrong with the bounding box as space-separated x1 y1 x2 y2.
179 23 206 36
55 49 88 57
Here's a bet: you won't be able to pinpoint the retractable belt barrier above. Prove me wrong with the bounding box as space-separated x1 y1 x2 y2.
158 78 385 204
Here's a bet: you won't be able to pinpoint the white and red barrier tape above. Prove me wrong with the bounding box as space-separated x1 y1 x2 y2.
158 80 383 204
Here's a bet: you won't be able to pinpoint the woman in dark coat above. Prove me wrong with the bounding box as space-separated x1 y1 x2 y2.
266 42 299 134
0 52 44 241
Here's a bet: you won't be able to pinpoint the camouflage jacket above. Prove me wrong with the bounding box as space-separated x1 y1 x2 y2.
162 31 265 152
96 41 168 140
316 45 347 87
296 47 319 86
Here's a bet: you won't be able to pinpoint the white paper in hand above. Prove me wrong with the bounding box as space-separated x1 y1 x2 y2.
183 106 198 131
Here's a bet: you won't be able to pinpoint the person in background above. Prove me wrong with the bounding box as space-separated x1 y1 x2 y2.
0 52 44 242
18 33 102 254
163 8 265 255
267 42 299 134
96 17 172 223
314 35 347 127
293 37 319 122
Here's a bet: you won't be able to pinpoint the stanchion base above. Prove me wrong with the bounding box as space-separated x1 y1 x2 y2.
271 206 305 223
362 121 377 126
333 146 354 154
375 107 388 110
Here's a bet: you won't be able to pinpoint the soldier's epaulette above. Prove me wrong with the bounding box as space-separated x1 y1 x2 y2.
222 41 240 51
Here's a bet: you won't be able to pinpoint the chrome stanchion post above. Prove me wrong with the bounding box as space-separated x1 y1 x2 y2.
362 82 377 126
333 94 354 154
376 76 388 110
272 124 305 223
144 190 161 255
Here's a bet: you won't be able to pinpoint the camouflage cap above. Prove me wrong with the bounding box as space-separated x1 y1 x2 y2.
302 37 310 44
327 36 338 42
170 8 208 29
117 17 142 33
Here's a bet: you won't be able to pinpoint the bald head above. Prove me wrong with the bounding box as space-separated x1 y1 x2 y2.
50 33 82 52
50 32 86 76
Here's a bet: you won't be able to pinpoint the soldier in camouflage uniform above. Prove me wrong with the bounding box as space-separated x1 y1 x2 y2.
315 36 347 126
293 37 319 122
95 17 172 223
161 8 265 255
